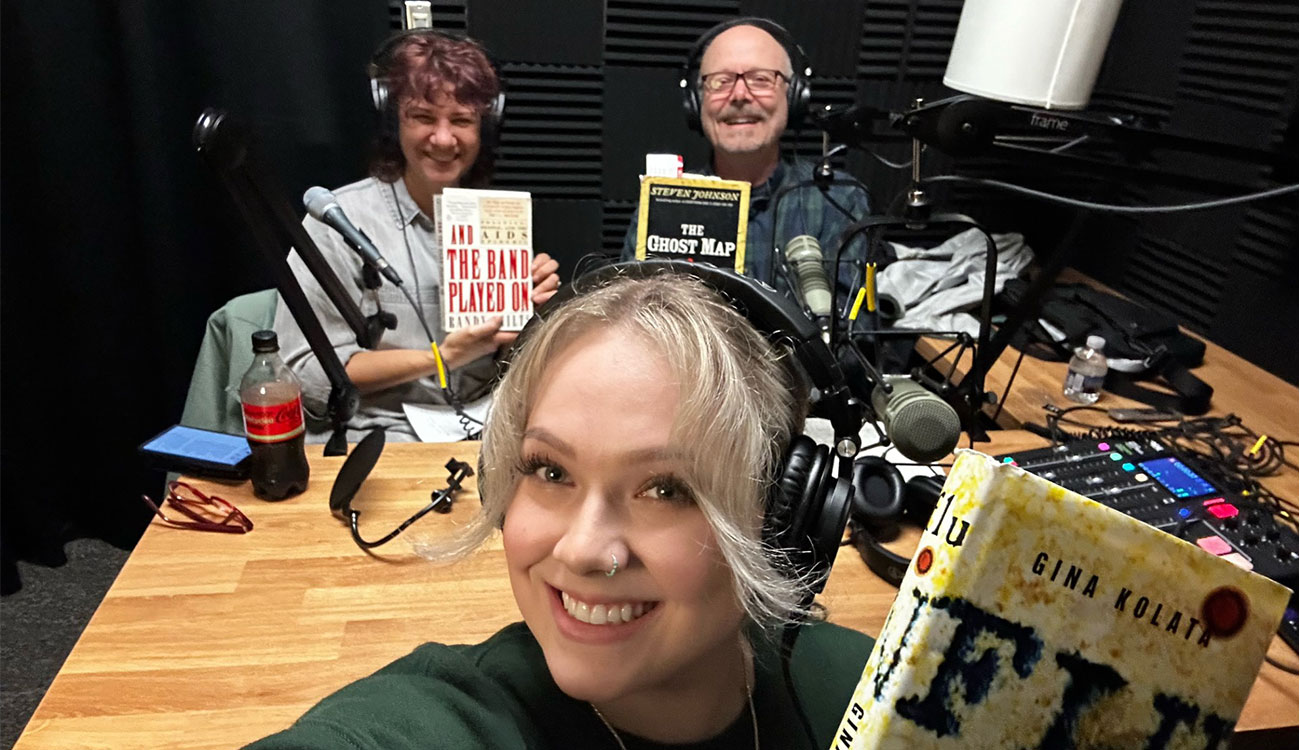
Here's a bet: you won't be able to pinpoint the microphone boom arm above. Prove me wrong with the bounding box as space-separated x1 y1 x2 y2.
193 108 366 456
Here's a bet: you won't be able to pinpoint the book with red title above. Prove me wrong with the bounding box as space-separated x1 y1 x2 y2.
831 450 1291 750
438 187 533 332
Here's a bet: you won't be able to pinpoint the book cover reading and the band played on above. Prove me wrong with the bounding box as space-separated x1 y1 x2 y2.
438 187 533 332
833 450 1290 750
634 176 749 273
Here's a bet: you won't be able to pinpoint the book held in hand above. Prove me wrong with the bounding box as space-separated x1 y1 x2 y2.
833 450 1290 750
439 187 533 332
634 176 749 272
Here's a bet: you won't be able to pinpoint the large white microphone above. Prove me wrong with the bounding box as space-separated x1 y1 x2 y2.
303 186 404 286
784 235 833 332
872 375 962 464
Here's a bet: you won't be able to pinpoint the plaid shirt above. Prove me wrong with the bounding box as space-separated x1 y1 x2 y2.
622 157 878 316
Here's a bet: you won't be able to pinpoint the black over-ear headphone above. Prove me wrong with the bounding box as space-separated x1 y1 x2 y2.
680 17 813 134
849 469 946 587
520 259 888 600
367 29 507 149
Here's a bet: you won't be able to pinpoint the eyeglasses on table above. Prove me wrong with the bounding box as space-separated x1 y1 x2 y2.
141 481 254 534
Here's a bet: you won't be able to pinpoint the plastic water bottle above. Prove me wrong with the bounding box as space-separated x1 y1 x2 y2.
1063 335 1108 404
240 330 310 500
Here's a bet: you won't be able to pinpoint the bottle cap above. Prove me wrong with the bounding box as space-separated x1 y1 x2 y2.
251 330 280 353
1085 335 1106 351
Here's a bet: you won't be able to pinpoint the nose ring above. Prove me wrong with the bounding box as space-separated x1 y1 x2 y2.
605 552 619 578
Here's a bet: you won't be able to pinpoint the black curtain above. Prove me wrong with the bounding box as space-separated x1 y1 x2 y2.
0 1 389 591
4 0 1295 593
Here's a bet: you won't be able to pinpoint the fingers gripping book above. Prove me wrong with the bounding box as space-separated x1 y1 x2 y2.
833 450 1290 750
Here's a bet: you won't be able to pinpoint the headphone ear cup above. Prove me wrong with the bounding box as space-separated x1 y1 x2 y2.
766 435 851 592
902 474 945 524
681 75 702 133
787 73 811 125
848 455 906 530
766 435 819 555
480 90 506 150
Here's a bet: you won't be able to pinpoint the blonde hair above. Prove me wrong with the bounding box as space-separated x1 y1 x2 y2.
421 272 817 624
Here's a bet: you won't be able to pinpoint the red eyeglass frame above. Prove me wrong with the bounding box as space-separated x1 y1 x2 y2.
141 481 254 534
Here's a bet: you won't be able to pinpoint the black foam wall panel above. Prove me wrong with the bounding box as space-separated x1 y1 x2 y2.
383 0 1297 382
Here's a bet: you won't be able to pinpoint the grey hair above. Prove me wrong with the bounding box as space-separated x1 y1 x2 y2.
418 272 817 625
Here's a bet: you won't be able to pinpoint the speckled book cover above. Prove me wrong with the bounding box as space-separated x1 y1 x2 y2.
833 450 1291 750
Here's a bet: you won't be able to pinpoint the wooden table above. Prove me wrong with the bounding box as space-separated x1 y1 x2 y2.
916 270 1299 503
13 434 1297 749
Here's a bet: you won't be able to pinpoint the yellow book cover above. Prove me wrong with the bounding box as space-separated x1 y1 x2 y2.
833 450 1291 750
634 176 749 273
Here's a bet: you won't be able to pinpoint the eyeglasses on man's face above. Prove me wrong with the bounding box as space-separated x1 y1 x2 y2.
698 69 789 97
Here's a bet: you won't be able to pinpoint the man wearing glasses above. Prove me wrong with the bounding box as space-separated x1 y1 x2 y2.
622 18 884 314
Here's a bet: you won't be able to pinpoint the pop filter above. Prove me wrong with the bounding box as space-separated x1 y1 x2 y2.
329 428 386 517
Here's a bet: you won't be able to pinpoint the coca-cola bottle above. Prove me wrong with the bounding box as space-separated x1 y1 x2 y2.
240 330 309 500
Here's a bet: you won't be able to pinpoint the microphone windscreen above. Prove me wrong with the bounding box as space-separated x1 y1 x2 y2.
329 428 386 514
872 378 961 464
785 234 832 317
303 186 339 221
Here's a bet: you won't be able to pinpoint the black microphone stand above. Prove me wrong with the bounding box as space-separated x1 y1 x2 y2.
193 109 394 456
836 199 1000 444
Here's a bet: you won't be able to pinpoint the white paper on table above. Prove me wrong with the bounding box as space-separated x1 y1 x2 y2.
402 395 493 443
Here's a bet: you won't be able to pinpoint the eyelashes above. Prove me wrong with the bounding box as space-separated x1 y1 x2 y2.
641 474 696 505
515 453 567 484
513 452 696 505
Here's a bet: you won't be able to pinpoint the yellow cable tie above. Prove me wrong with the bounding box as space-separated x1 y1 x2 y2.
849 288 867 321
1249 434 1267 456
430 342 448 389
865 263 878 313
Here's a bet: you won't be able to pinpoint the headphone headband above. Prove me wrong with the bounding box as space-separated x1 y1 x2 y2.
679 17 813 133
530 259 845 403
682 17 811 80
367 29 505 122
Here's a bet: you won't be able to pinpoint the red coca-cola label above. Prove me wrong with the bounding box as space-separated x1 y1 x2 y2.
242 397 305 443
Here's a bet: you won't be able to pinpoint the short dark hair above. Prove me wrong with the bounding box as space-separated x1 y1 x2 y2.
368 31 501 188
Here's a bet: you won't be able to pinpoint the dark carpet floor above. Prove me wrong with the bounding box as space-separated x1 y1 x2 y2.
1 538 130 750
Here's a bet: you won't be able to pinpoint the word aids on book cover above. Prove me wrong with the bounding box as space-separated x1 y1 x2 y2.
832 450 1290 750
440 187 533 332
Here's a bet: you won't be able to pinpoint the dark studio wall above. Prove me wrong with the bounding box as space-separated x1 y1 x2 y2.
1 0 1295 588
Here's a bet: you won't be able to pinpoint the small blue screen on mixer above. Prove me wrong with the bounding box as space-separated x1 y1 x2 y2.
1138 457 1216 498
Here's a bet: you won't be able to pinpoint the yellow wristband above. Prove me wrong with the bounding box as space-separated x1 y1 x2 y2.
430 342 448 389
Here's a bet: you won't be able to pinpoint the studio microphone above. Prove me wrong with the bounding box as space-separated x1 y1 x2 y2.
871 375 962 464
303 186 404 286
784 235 832 334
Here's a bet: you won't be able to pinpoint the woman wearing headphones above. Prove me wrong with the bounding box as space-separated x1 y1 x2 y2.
273 31 561 442
249 270 874 749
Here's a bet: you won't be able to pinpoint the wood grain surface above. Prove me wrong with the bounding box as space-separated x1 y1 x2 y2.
13 433 1298 749
916 269 1299 507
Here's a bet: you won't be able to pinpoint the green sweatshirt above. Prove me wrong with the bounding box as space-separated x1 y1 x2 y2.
246 620 874 750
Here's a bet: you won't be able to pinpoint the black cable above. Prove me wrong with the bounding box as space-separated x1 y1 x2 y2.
822 190 859 225
396 282 484 435
388 181 484 437
1265 654 1299 675
780 625 818 749
1049 409 1300 525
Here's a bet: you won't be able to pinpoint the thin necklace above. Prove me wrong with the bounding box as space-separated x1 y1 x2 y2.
589 640 758 750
